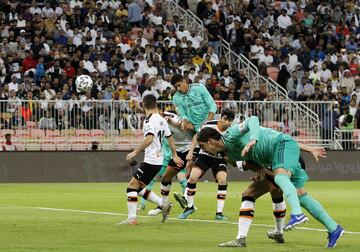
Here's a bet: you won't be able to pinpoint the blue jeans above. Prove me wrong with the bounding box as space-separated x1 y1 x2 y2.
208 40 221 55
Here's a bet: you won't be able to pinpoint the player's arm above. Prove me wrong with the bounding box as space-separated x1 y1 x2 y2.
241 116 261 157
186 133 198 161
126 134 154 162
199 84 217 120
298 143 327 162
166 135 184 167
173 97 192 130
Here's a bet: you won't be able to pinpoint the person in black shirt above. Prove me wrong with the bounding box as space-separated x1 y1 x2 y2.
206 16 221 55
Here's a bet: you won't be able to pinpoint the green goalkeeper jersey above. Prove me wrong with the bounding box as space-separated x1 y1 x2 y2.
173 83 217 132
222 116 287 167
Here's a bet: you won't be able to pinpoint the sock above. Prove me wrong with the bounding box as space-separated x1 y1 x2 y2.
299 193 338 233
126 188 138 219
272 196 286 233
274 173 302 215
161 181 172 205
138 188 163 207
140 178 157 206
237 196 255 239
185 182 196 208
216 184 228 214
179 178 187 194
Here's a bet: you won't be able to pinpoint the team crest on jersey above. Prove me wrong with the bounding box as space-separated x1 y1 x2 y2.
239 123 248 134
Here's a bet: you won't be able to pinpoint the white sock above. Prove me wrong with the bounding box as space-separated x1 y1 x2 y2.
161 182 171 205
237 199 255 239
127 190 138 219
185 183 196 208
138 188 163 207
216 184 228 214
273 201 286 233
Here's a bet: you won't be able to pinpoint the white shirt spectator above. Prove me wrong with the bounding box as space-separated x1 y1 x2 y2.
250 45 264 60
83 60 96 73
155 79 172 93
55 7 63 16
73 33 83 47
319 68 332 83
97 60 108 74
8 81 18 92
277 14 292 29
118 42 131 54
145 65 158 77
70 0 83 9
30 6 42 15
189 35 201 49
42 7 54 18
142 88 160 99
259 54 274 66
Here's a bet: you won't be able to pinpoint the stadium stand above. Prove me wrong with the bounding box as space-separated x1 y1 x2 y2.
0 0 359 150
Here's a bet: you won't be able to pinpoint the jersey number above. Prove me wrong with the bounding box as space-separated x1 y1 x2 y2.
158 130 165 145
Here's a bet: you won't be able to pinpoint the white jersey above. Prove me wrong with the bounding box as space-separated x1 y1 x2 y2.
143 113 172 165
199 120 226 158
164 111 195 153
1 142 17 151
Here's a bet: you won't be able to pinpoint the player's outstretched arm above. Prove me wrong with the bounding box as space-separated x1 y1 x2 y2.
126 135 154 163
167 135 184 167
298 143 327 162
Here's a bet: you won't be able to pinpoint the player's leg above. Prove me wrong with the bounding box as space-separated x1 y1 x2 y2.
219 179 272 247
213 160 228 220
272 138 307 229
178 166 203 219
173 168 188 209
267 187 286 243
119 163 162 225
296 184 344 247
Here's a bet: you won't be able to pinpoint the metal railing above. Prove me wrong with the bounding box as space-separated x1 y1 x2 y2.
163 0 322 146
334 129 360 150
0 100 336 150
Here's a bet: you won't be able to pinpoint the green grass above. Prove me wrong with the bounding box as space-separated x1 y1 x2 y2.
0 182 359 252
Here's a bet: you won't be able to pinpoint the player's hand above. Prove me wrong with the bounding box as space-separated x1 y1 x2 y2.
311 147 327 162
241 140 257 157
173 155 184 167
126 151 137 163
180 119 188 131
186 151 193 161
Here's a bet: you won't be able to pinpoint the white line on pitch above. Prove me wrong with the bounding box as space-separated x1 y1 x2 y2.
33 207 360 235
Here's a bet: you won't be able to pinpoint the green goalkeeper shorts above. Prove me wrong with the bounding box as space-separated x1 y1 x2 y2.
272 136 309 188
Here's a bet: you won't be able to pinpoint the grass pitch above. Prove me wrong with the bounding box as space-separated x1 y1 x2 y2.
0 181 359 252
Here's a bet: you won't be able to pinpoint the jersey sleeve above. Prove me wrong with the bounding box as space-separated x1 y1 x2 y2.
243 116 260 141
143 121 155 136
198 84 217 114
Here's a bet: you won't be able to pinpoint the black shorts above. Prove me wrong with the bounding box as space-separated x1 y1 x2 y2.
193 154 227 178
168 148 200 171
133 162 162 186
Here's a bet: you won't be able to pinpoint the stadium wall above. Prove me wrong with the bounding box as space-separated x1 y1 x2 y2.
0 151 359 183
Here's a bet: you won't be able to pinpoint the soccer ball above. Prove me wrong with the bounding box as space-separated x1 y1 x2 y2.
75 74 93 93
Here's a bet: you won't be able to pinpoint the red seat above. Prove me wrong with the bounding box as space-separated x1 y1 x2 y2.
75 129 91 137
46 130 61 138
90 129 106 137
15 129 31 138
26 121 37 129
0 129 15 137
30 129 46 139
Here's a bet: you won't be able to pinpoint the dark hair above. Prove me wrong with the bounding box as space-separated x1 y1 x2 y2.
197 127 222 142
171 73 184 86
5 133 11 138
221 108 235 121
142 94 157 109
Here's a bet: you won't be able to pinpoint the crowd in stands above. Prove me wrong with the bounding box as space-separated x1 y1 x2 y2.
0 0 359 135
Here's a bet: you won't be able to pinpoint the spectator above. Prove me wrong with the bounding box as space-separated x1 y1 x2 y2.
1 133 17 151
